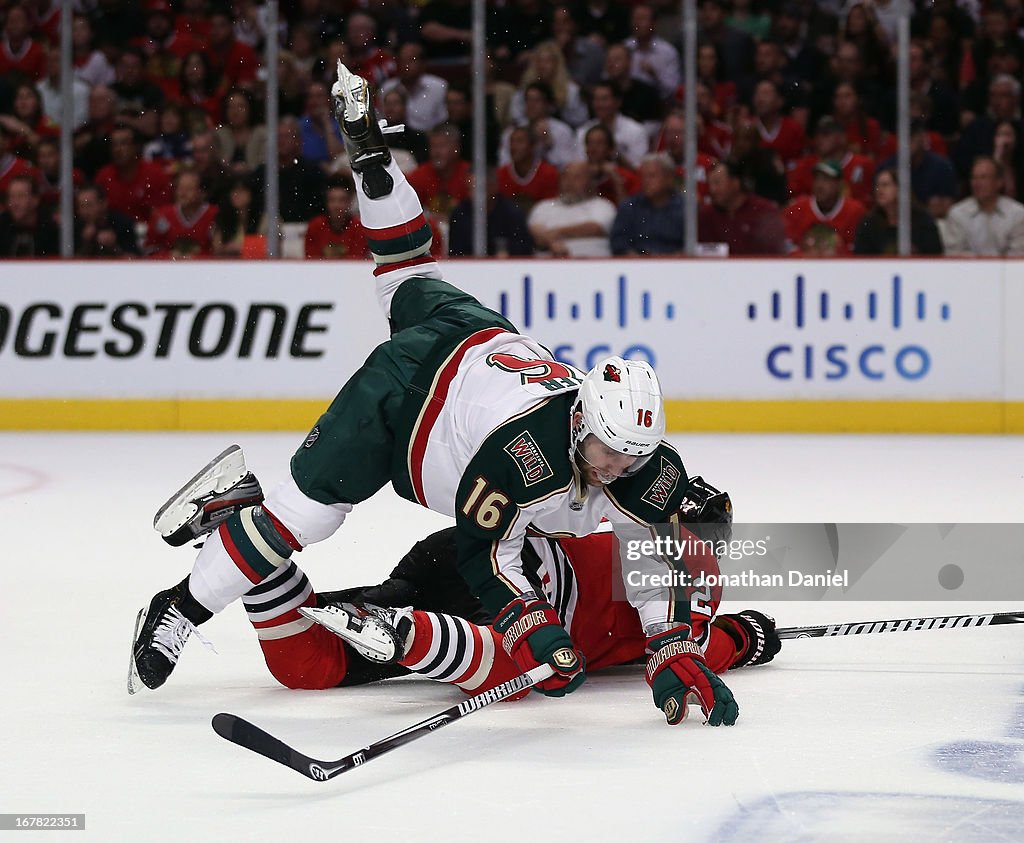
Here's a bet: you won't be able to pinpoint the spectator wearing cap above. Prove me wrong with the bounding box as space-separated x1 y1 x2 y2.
499 81 578 170
380 43 448 133
752 79 806 169
624 5 680 100
942 156 1024 257
576 81 649 169
528 161 616 257
783 159 867 255
0 4 46 81
0 174 58 256
853 169 943 256
788 116 874 205
878 119 956 222
610 153 685 255
698 160 786 254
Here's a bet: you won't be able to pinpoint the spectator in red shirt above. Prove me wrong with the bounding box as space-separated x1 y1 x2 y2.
582 123 641 207
95 124 173 222
207 10 260 89
175 0 212 43
0 126 39 209
698 160 786 255
0 82 57 161
0 4 47 82
406 124 470 221
496 125 560 215
783 159 867 256
170 51 225 128
346 12 396 89
788 116 875 206
304 181 369 259
753 79 806 169
146 167 218 257
833 81 884 159
133 0 201 98
697 81 733 159
656 111 716 201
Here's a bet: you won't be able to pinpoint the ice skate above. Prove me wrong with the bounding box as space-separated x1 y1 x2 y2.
330 60 393 197
128 580 215 693
153 444 263 547
299 603 411 664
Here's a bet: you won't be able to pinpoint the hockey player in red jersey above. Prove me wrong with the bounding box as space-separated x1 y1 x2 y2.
131 63 739 726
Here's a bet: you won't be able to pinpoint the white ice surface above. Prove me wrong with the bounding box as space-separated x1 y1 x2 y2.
2 432 1023 842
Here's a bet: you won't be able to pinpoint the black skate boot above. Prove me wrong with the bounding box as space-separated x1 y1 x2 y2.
128 578 214 693
330 60 394 198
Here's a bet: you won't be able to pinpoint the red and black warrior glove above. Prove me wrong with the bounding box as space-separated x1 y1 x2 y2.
493 593 586 697
646 626 739 726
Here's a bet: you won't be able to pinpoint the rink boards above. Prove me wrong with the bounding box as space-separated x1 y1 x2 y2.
1 258 1022 432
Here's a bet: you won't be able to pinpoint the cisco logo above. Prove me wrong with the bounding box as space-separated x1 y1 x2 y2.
749 275 950 381
496 274 673 369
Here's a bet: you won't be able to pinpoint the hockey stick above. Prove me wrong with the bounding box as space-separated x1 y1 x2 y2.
777 610 1024 639
212 663 555 781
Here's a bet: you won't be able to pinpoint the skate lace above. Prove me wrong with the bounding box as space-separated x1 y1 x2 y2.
152 606 217 663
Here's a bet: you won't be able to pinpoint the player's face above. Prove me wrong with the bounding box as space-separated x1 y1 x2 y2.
576 434 638 486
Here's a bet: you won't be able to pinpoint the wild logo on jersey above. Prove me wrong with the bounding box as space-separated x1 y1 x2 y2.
503 431 554 486
603 363 621 382
642 457 682 509
486 353 584 392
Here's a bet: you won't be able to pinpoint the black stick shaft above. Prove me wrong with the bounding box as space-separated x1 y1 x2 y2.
212 663 554 781
777 610 1024 639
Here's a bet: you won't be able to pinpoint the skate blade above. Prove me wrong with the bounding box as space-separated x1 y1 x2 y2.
153 445 247 538
127 607 147 695
299 606 401 663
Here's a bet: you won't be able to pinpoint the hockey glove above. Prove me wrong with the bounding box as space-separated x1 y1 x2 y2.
646 626 738 726
713 610 782 669
494 593 586 697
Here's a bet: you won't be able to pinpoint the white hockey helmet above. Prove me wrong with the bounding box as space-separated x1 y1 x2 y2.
570 356 666 481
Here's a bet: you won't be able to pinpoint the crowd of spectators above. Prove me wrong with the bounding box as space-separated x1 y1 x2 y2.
2 0 1024 259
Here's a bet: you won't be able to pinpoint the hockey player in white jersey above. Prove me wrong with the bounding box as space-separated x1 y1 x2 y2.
131 63 738 726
